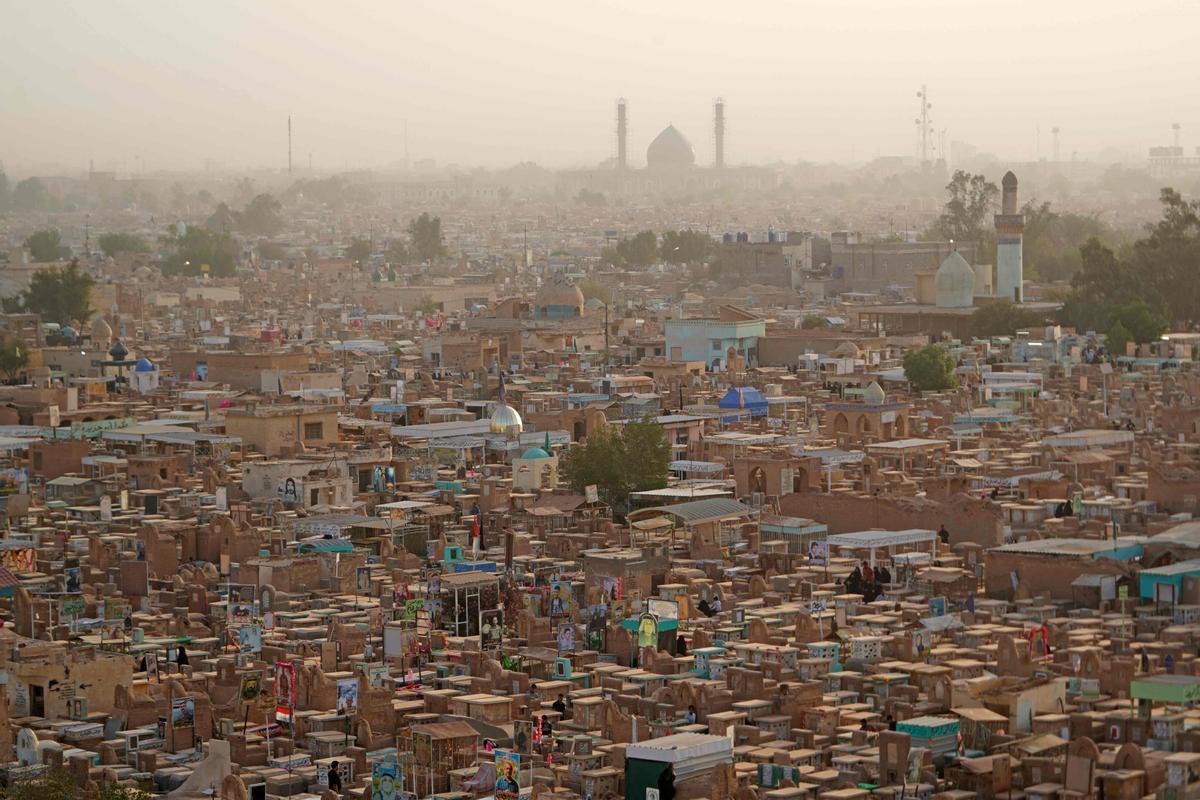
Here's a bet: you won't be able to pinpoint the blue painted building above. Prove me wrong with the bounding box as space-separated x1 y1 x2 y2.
1139 559 1200 603
665 314 766 371
533 282 585 320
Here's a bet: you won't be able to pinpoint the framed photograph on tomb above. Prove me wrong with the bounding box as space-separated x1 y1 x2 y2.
336 677 360 715
171 696 195 729
480 609 504 650
494 750 521 800
513 719 534 754
240 671 264 702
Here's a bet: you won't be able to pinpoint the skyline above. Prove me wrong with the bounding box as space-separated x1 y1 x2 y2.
2 0 1198 174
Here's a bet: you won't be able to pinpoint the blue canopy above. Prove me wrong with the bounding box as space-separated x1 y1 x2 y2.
718 387 768 417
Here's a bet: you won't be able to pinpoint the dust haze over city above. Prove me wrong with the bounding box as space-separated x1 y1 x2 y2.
6 3 1200 799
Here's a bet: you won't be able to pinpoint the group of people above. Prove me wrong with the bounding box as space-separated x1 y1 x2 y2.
696 595 723 617
844 560 891 602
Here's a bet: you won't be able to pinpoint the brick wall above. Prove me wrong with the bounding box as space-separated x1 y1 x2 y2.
777 491 1003 547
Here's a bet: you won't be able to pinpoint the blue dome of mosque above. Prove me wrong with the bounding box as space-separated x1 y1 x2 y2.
134 358 156 372
521 447 550 460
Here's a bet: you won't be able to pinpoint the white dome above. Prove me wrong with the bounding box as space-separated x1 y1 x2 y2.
863 381 886 405
489 402 523 435
935 251 975 308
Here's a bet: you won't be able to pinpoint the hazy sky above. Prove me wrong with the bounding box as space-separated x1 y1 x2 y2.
2 0 1198 174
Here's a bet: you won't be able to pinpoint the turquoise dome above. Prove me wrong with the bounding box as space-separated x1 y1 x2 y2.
521 447 550 460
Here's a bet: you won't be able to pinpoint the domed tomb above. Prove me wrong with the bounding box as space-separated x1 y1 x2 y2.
646 125 696 169
934 251 975 308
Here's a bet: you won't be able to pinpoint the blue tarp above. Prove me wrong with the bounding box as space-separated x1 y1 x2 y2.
718 387 768 417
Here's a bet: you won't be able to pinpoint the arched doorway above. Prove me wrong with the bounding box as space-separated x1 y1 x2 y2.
749 467 767 495
792 467 808 494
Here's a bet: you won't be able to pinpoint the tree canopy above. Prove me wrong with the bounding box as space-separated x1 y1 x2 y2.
931 170 998 242
971 299 1046 338
204 202 238 233
346 238 371 265
98 232 149 258
408 212 447 262
659 230 712 264
601 231 657 268
203 194 283 237
237 193 284 237
560 418 671 513
386 238 409 264
24 229 62 262
160 225 238 277
12 177 52 213
1021 200 1116 282
1105 320 1131 357
1064 188 1200 328
12 258 94 325
902 344 959 392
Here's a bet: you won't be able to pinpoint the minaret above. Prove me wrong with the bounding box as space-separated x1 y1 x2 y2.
995 171 1025 303
714 98 725 169
616 99 628 170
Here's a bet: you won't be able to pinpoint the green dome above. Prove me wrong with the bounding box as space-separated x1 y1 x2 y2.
521 447 550 460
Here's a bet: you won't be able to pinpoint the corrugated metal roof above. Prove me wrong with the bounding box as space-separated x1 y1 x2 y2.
630 498 752 526
991 536 1145 557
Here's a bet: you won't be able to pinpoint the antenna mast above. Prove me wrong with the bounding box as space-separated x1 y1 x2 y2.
915 85 933 167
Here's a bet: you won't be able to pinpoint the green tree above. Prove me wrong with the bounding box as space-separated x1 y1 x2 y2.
98 232 149 258
621 417 672 496
386 238 409 264
1126 188 1200 325
902 344 959 392
18 259 93 325
346 238 372 265
204 202 237 233
659 230 712 264
0 171 10 213
160 225 238 277
1021 200 1115 282
24 229 62 262
560 418 670 513
932 171 998 242
1105 320 1131 357
602 231 657 268
0 336 30 382
1111 301 1167 345
1056 291 1115 334
1067 189 1200 327
1071 237 1133 306
12 177 51 213
238 193 283 237
971 299 1046 338
801 314 827 329
408 212 447 262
